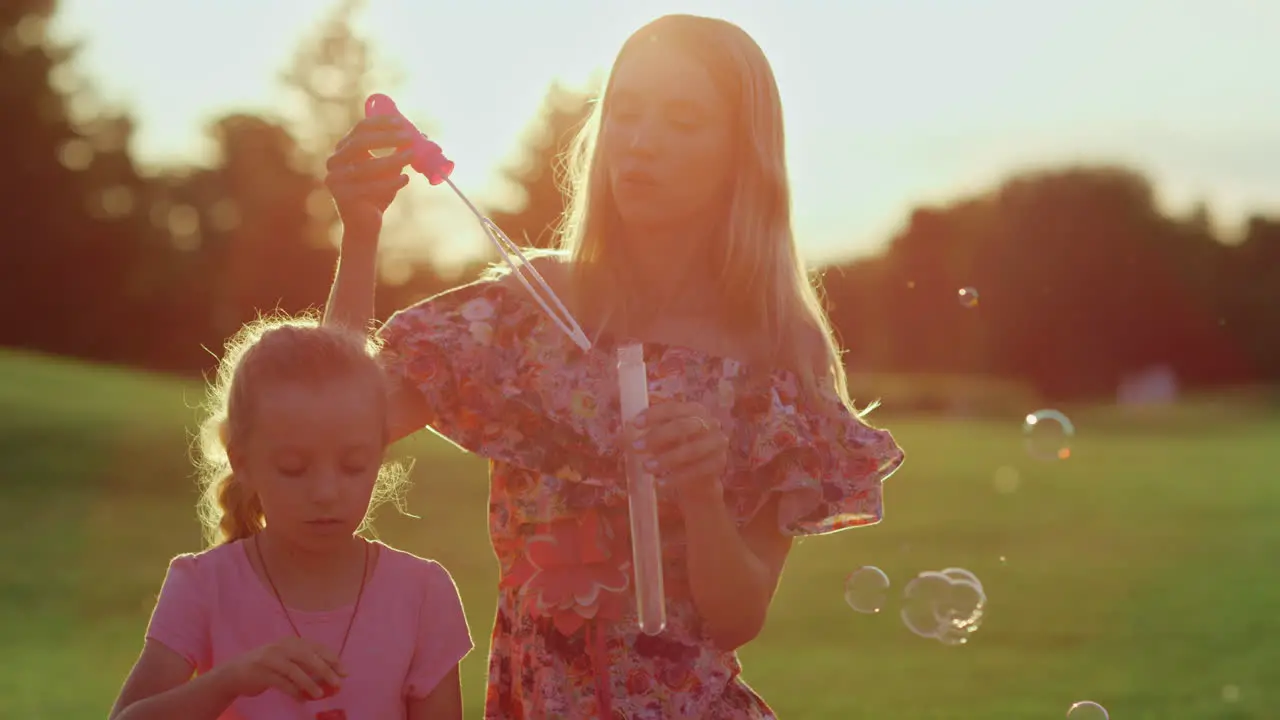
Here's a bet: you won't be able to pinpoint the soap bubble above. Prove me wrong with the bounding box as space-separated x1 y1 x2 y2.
1066 701 1109 719
900 569 986 643
935 570 985 629
1023 409 1075 461
957 287 979 308
900 572 953 639
935 621 979 646
939 567 981 587
844 566 890 614
993 465 1021 494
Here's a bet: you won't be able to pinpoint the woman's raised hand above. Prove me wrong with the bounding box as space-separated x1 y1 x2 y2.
324 114 419 242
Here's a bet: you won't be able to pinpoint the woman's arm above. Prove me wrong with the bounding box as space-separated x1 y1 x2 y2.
324 238 433 444
323 232 379 334
322 114 414 331
680 488 793 651
632 402 793 651
679 331 833 647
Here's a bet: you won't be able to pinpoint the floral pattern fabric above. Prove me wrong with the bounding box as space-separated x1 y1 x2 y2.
378 280 905 719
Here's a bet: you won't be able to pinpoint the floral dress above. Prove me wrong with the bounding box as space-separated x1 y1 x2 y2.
377 280 905 719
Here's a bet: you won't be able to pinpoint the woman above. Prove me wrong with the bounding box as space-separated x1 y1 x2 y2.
322 13 904 719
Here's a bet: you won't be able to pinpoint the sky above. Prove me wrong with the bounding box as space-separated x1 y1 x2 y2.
53 0 1279 268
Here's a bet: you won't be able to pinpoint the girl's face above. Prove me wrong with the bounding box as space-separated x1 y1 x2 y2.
238 378 385 552
601 42 736 234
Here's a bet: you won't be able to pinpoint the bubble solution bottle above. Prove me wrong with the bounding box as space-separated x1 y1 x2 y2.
617 342 667 635
306 684 346 720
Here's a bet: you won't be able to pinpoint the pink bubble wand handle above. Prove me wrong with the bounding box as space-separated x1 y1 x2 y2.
364 93 591 352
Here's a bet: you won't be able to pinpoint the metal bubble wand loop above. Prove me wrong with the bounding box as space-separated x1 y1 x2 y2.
364 93 592 352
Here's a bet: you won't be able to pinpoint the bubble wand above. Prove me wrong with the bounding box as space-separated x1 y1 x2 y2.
366 94 667 633
364 93 591 352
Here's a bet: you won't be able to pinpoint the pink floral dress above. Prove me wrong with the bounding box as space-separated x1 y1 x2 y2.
377 280 905 719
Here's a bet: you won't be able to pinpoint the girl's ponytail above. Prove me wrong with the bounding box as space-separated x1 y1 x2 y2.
195 412 264 547
214 469 263 544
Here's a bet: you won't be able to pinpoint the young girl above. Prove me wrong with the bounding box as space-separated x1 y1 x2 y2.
109 317 472 720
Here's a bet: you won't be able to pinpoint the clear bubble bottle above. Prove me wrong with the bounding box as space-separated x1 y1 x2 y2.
617 342 667 635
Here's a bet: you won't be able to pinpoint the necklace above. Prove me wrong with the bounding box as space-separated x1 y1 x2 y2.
254 535 370 720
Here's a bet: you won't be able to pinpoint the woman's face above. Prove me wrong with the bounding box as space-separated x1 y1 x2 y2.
601 42 736 233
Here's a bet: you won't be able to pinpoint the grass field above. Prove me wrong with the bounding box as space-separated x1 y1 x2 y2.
2 350 1278 719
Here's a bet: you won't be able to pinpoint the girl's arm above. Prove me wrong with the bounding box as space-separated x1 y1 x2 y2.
110 641 237 720
405 560 471 720
406 665 463 720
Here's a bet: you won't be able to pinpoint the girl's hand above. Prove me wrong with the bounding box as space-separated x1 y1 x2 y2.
627 402 729 503
217 636 346 702
324 114 418 242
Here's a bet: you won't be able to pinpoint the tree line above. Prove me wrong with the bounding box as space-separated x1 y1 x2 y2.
3 1 1277 404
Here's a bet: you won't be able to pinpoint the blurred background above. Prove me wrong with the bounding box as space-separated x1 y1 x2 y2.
2 0 1277 717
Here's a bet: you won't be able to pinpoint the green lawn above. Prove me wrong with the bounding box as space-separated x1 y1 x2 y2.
1 350 1276 719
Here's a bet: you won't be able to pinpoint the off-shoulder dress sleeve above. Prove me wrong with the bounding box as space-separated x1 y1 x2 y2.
376 281 617 480
731 376 905 536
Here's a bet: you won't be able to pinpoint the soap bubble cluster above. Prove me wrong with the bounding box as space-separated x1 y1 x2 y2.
844 566 987 644
836 288 1105 711
900 567 986 645
842 566 1114 711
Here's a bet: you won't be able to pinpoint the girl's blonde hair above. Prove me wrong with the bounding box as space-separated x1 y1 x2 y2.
194 312 411 548
547 14 869 414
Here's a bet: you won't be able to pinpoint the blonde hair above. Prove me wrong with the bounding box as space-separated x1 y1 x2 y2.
547 14 867 414
194 312 412 547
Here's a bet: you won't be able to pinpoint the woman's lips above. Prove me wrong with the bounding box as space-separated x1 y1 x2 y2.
619 169 658 188
305 518 345 531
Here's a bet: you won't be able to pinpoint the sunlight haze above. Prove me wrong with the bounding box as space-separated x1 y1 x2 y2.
55 0 1278 269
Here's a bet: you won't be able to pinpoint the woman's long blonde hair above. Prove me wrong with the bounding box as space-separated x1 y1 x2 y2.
548 14 864 413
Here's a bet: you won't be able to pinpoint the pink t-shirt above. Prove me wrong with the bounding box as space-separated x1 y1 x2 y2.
145 540 473 720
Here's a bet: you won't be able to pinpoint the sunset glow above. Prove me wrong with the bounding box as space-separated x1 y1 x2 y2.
55 0 1280 267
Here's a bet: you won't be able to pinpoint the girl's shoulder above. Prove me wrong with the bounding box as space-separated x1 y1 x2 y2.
372 543 462 595
163 541 243 578
153 541 249 607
